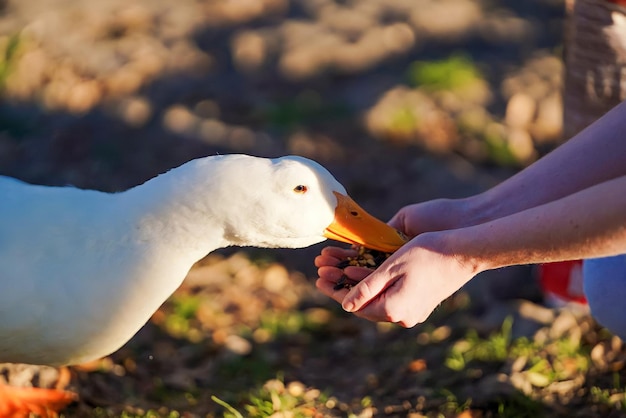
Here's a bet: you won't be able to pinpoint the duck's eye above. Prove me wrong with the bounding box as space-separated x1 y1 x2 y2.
293 185 308 194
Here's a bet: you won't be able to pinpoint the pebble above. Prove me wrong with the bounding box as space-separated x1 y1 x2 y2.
381 23 417 55
506 128 536 163
117 96 152 127
286 381 306 397
410 0 483 40
549 310 580 340
263 378 285 393
510 355 528 373
505 92 537 129
163 105 198 135
263 263 290 292
224 334 253 356
532 92 563 143
591 343 607 369
65 79 103 114
105 67 144 96
232 30 268 73
547 376 584 395
509 372 533 395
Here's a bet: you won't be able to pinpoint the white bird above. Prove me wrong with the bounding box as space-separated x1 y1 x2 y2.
0 154 406 416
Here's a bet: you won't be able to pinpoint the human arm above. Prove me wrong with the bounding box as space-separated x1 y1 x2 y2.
318 174 626 326
429 99 626 232
349 99 626 244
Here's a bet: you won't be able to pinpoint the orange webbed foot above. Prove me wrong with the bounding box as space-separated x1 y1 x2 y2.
0 382 77 418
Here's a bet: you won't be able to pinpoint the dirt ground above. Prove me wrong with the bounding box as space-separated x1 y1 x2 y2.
1 0 625 417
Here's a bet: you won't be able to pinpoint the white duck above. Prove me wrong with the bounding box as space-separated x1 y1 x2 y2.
0 154 406 416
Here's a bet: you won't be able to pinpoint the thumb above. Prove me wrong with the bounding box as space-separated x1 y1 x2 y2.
387 210 405 231
342 267 394 312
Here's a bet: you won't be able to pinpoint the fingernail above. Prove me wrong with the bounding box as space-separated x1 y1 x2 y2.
342 301 355 312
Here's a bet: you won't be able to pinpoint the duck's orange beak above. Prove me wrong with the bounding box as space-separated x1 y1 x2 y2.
323 192 408 253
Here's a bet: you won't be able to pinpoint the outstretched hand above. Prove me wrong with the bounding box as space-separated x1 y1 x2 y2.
316 199 479 327
316 234 476 327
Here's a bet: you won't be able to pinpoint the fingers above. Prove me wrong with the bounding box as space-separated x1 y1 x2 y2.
316 263 374 305
322 246 359 258
315 276 350 304
317 265 344 281
317 265 371 289
342 267 396 312
387 210 404 231
352 285 422 328
315 246 358 268
316 245 399 314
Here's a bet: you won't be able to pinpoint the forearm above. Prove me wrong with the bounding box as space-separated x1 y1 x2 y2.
437 175 626 273
462 100 626 226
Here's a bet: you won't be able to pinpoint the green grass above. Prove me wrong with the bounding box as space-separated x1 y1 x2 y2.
0 33 20 89
261 92 351 130
446 316 517 371
388 105 420 136
86 408 183 418
213 376 329 418
408 54 483 92
161 294 203 340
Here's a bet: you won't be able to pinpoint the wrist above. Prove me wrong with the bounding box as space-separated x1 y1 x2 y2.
448 193 494 228
414 229 487 277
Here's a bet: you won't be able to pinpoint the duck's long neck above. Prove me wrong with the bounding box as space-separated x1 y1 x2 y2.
120 160 229 266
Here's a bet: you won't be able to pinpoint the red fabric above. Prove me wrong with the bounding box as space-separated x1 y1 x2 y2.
607 0 626 7
539 260 588 304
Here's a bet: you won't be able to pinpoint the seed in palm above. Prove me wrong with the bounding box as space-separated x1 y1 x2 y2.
333 246 392 290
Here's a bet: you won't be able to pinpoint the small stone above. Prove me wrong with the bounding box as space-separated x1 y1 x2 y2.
105 67 144 96
263 263 290 292
407 359 427 373
509 372 533 395
199 119 228 145
507 128 535 163
65 79 103 114
517 300 555 324
118 97 152 127
264 378 285 393
287 381 306 397
511 355 528 373
382 23 416 54
303 388 321 401
531 92 563 143
505 93 536 128
550 310 579 339
224 334 252 356
232 30 267 73
591 343 607 369
431 325 451 342
163 105 198 135
547 377 584 395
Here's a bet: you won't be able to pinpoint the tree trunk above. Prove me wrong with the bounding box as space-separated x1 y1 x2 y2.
563 0 626 138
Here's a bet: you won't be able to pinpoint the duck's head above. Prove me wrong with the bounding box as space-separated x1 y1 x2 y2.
208 155 407 252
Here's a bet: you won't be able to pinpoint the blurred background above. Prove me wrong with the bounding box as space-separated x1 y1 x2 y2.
1 0 625 416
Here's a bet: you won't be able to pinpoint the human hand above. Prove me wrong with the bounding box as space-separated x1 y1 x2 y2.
316 232 479 327
387 198 473 239
316 198 470 302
